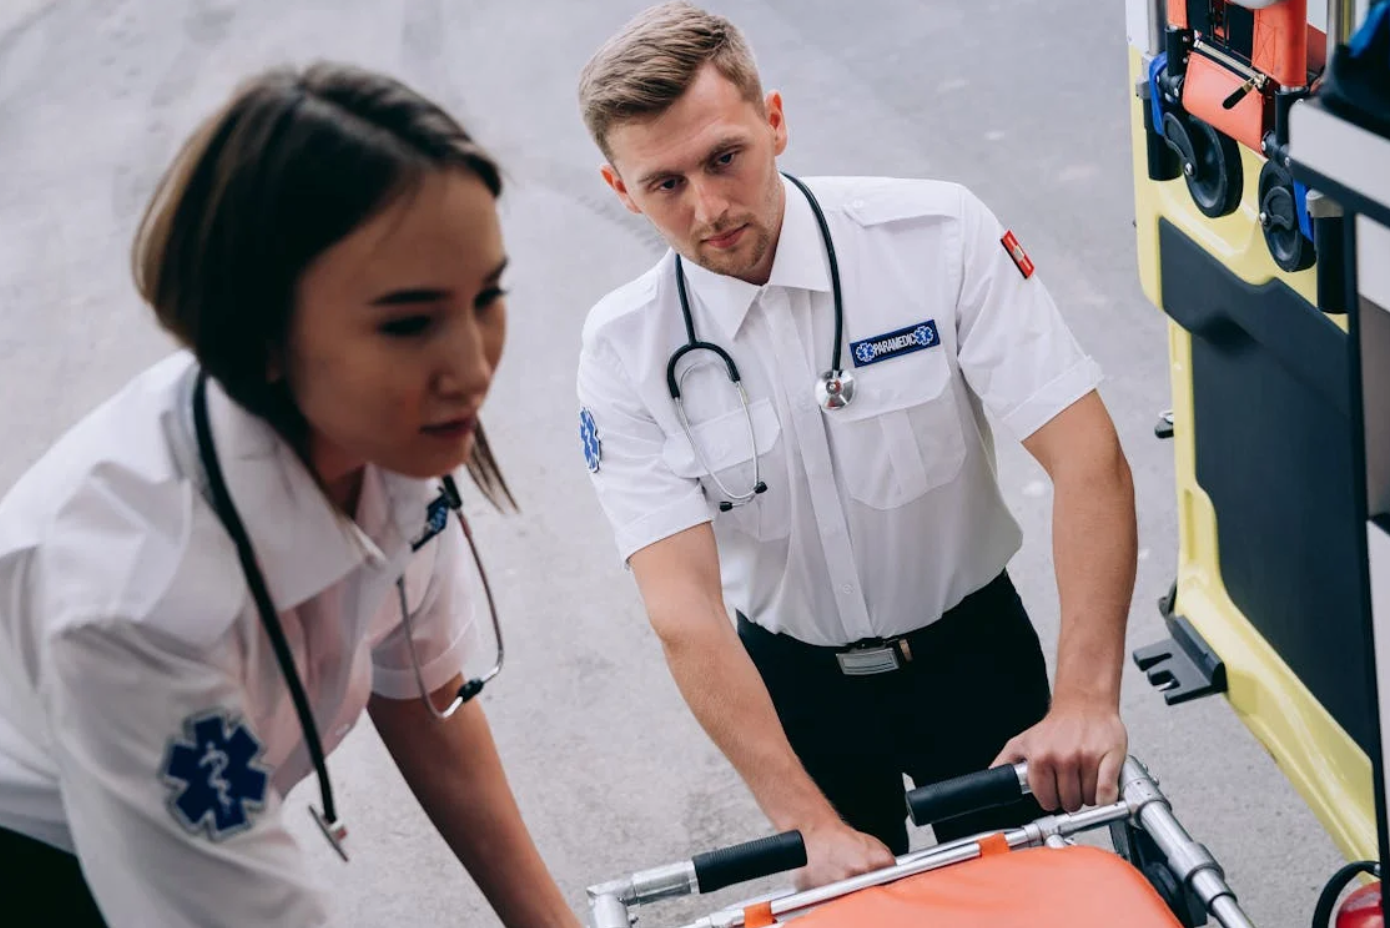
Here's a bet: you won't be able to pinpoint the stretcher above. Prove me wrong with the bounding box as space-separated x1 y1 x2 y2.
586 756 1254 927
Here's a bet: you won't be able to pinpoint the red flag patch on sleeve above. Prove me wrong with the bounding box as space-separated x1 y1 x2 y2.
1000 230 1035 279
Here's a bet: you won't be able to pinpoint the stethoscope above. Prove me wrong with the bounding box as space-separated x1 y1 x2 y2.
667 172 853 511
190 369 505 861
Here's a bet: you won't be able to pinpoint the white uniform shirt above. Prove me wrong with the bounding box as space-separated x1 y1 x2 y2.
577 175 1102 647
0 351 475 926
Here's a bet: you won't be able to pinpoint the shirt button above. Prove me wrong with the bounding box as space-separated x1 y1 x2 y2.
840 583 854 594
851 199 865 209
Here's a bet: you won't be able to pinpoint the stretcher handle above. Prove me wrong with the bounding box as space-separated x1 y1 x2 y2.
906 762 1029 827
692 830 807 894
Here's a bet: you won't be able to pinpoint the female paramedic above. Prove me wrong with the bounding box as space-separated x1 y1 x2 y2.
0 63 580 927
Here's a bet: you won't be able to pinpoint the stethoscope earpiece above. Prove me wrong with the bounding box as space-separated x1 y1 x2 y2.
716 479 768 513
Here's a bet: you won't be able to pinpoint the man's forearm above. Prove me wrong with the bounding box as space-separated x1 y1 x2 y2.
1050 453 1137 707
656 608 841 833
370 695 578 928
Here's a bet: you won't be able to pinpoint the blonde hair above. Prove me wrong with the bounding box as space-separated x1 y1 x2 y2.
578 1 765 160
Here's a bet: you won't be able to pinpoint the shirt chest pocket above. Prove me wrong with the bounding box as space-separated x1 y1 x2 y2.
827 350 968 510
660 398 791 541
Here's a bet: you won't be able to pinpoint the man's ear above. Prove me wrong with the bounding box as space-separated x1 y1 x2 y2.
765 90 789 157
600 163 643 215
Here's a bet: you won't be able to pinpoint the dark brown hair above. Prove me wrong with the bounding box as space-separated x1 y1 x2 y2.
578 1 765 162
132 62 515 511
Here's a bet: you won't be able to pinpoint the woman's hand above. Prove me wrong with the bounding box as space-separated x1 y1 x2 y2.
370 682 580 927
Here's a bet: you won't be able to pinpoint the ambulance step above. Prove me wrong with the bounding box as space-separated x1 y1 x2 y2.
1132 583 1228 705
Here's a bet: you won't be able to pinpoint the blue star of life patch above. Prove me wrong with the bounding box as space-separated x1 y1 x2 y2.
411 490 452 551
579 407 602 473
850 319 940 367
161 709 270 841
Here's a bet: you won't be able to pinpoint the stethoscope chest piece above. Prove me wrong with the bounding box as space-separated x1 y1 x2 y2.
311 805 350 862
816 369 856 411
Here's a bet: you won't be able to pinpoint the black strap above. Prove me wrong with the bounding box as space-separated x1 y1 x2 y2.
191 370 337 826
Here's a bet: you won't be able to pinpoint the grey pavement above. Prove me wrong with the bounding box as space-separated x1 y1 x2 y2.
0 1 1345 926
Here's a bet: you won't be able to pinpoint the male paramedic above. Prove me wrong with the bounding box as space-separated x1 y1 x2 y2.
573 1 1137 889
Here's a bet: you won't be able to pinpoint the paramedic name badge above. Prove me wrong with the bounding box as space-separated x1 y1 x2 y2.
850 320 940 368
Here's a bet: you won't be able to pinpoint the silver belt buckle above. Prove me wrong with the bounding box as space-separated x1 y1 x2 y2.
835 642 902 676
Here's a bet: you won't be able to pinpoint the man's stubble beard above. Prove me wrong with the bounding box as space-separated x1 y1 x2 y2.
681 168 785 281
693 222 774 280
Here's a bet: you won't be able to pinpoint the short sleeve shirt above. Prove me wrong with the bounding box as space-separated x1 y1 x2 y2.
577 175 1102 646
0 351 476 925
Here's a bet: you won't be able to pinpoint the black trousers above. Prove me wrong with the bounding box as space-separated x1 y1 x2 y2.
0 825 107 926
738 570 1052 855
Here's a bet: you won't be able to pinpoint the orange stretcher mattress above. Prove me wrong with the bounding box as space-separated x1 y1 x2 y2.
762 843 1183 927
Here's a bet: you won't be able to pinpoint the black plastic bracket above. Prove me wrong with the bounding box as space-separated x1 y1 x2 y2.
1155 410 1175 439
1133 581 1228 705
1314 214 1349 316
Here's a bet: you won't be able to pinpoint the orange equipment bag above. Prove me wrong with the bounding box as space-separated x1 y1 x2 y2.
1183 52 1269 151
760 843 1183 927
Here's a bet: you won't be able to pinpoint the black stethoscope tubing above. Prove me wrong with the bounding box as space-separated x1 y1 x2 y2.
666 172 845 399
191 354 509 864
191 370 343 839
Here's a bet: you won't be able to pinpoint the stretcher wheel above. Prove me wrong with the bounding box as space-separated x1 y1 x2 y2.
1163 111 1243 218
1258 160 1316 273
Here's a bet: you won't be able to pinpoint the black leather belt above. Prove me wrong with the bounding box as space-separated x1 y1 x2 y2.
736 614 925 676
737 571 1013 677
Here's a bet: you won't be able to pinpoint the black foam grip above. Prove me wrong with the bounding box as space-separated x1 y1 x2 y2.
906 764 1025 827
692 831 807 894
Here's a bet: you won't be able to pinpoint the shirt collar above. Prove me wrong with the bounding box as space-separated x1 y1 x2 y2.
195 373 445 612
677 173 832 341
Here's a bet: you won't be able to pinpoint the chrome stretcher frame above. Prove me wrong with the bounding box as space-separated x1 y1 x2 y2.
586 756 1256 928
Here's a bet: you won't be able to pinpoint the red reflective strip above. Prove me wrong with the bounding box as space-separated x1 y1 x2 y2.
1001 230 1035 279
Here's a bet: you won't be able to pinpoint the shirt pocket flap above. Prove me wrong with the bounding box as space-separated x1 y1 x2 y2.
662 398 781 478
830 350 952 424
827 351 966 509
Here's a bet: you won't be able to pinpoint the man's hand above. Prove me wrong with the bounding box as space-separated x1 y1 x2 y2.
1014 390 1135 814
792 820 897 891
991 695 1128 812
630 526 898 894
